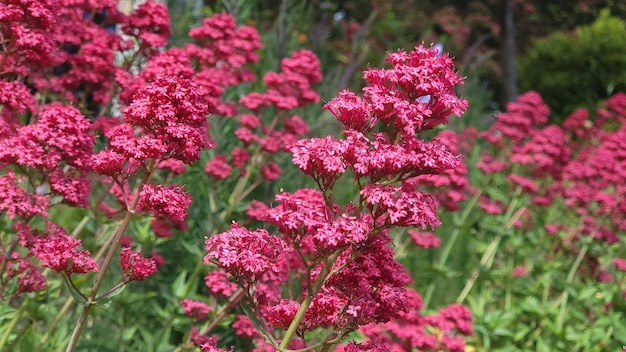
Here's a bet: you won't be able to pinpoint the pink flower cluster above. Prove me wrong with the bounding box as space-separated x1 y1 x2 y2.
410 130 470 211
205 224 289 284
349 291 472 352
22 223 99 275
203 44 470 350
475 90 626 283
120 247 157 282
180 299 211 321
205 49 322 183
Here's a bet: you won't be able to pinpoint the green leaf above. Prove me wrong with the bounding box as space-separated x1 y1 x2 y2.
493 327 514 337
172 270 188 298
61 274 88 305
241 300 277 346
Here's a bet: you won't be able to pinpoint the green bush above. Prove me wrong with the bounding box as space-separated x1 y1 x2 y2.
519 9 626 122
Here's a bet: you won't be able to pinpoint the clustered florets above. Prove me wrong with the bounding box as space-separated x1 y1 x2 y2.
204 44 471 350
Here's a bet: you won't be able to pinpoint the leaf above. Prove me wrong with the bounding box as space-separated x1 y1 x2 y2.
493 327 514 337
241 300 277 346
61 274 88 305
172 270 188 298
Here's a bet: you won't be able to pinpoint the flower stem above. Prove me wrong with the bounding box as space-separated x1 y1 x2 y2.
0 297 28 350
279 253 337 350
556 241 589 332
65 160 154 352
455 188 524 304
423 188 482 309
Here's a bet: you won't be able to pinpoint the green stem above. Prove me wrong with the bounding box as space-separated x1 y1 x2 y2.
220 146 260 224
278 254 337 350
556 242 589 332
65 161 155 352
423 188 482 309
71 216 90 237
94 281 125 301
0 297 28 350
456 188 524 304
36 297 74 352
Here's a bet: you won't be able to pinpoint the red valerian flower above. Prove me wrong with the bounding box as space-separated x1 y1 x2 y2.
0 0 57 72
204 270 238 297
408 230 441 249
612 258 626 272
511 265 529 277
325 232 412 326
29 224 99 275
180 299 211 321
360 182 440 229
232 315 262 339
204 224 289 283
510 125 571 179
410 130 469 211
122 75 211 164
0 103 95 170
324 90 374 132
4 254 48 294
239 50 321 111
138 184 191 226
122 0 171 50
205 154 232 180
188 13 262 67
0 80 37 117
480 91 549 146
0 170 49 219
261 161 282 181
120 247 158 282
363 45 467 136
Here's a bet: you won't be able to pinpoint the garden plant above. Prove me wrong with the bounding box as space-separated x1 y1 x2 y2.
0 1 625 351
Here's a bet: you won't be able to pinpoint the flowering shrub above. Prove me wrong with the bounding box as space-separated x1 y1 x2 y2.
5 1 623 351
0 0 473 351
420 90 626 350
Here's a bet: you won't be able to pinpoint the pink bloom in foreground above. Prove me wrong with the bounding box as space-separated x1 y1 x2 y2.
120 247 158 282
361 182 440 229
205 224 288 283
138 184 191 226
30 225 98 275
122 75 210 164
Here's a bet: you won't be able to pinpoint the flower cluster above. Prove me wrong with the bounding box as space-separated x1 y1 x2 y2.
350 290 473 352
120 247 157 282
180 299 211 321
0 104 94 207
410 130 470 211
203 49 322 186
205 224 289 284
202 44 469 350
25 224 99 275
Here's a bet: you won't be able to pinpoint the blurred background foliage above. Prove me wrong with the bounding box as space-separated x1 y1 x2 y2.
166 0 626 122
103 1 626 350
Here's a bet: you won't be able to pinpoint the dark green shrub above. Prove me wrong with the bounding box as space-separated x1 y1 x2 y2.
519 9 626 122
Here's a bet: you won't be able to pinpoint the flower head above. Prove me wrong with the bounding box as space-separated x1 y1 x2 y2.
138 184 191 227
29 224 99 275
205 224 289 283
120 247 158 282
